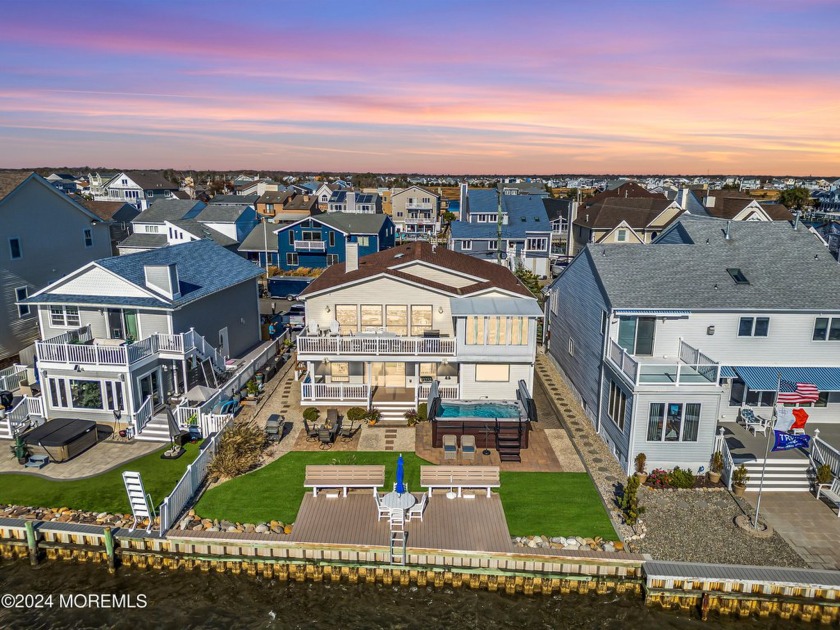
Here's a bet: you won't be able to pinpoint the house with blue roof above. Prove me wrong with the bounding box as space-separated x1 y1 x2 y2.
273 212 395 271
547 215 840 487
21 240 263 441
448 185 552 277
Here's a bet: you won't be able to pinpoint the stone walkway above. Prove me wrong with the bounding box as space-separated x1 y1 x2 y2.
535 350 807 566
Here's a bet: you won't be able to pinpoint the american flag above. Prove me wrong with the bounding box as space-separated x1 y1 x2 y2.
777 380 819 404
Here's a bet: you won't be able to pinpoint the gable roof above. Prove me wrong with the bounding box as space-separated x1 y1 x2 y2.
0 172 103 222
276 212 390 235
0 171 37 201
542 198 574 222
122 171 179 191
76 198 140 223
257 190 292 205
238 221 276 252
450 191 551 239
585 182 663 206
195 203 252 223
391 185 440 199
301 241 533 299
167 219 238 247
210 194 258 205
27 240 262 309
584 215 840 311
574 197 681 230
132 199 206 224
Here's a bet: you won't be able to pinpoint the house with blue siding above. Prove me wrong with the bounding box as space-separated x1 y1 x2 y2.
547 215 840 476
273 213 395 271
448 185 551 277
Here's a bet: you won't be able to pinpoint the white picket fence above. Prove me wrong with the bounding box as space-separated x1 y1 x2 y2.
158 418 232 535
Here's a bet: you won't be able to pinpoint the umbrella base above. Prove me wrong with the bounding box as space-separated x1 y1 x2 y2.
161 446 186 460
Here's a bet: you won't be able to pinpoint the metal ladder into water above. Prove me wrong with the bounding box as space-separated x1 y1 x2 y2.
388 509 407 565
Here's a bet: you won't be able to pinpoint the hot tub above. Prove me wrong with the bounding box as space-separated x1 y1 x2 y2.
22 418 99 462
431 400 529 449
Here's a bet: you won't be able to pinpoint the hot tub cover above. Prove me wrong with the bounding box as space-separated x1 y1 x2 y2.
22 418 97 447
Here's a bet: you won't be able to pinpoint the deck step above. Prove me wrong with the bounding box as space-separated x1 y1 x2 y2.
735 459 812 492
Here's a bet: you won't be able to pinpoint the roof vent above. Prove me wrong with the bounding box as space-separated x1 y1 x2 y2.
726 268 749 285
394 253 404 259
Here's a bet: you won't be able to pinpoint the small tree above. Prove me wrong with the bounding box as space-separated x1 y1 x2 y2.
778 187 811 211
515 268 542 298
634 452 647 475
710 451 724 474
619 475 645 526
303 407 320 422
346 407 367 423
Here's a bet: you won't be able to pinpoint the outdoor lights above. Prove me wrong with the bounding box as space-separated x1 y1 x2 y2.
438 306 444 314
325 305 331 313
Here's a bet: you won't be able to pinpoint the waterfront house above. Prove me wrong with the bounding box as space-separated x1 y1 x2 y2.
0 172 112 364
96 171 179 208
390 186 441 240
448 185 552 277
20 240 263 440
327 191 382 214
546 215 840 475
274 213 395 271
296 240 542 427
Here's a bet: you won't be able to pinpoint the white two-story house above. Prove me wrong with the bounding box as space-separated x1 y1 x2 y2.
390 186 441 240
296 241 542 425
21 240 263 440
547 216 840 474
97 171 179 208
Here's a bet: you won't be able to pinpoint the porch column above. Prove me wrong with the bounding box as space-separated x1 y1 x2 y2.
172 360 180 395
182 359 189 397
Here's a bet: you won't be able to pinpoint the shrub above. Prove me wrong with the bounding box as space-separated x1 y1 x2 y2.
365 408 381 424
417 402 427 421
647 468 669 489
668 466 696 489
404 409 419 426
619 475 645 526
816 464 833 486
346 407 367 423
634 452 647 475
710 451 724 474
733 464 749 486
302 407 320 422
208 424 267 479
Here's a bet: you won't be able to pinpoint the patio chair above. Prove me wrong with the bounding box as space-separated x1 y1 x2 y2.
461 435 476 461
329 320 340 336
318 428 333 450
339 420 357 442
326 408 339 428
374 492 391 520
307 321 320 336
303 419 319 442
443 434 457 460
407 493 428 522
741 407 768 436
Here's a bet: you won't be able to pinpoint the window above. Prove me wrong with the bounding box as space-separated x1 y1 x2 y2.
608 381 626 430
727 268 749 285
509 317 528 345
70 379 103 409
813 317 840 341
386 304 408 336
465 316 485 344
461 240 472 251
617 316 655 355
288 231 295 245
738 317 769 337
568 337 575 356
410 305 433 336
286 252 299 266
357 236 370 247
419 362 436 381
600 311 608 335
647 402 701 442
487 239 497 251
15 286 29 318
526 237 547 251
144 225 157 233
329 232 335 247
326 254 339 265
301 229 322 241
83 228 93 248
121 179 128 186
616 229 627 242
330 362 349 383
49 305 80 328
475 364 510 382
335 305 358 334
9 237 21 259
361 305 383 331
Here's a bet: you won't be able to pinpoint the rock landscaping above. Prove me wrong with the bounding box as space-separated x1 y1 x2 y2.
512 535 624 553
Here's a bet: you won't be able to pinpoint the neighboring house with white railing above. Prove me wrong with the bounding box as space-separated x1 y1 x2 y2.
19 239 263 439
390 186 441 241
296 241 542 421
547 215 840 474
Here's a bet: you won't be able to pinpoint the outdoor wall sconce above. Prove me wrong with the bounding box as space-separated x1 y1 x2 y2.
707 326 715 335
438 306 444 314
325 305 331 313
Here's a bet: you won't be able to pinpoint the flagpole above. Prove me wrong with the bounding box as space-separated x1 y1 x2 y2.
753 372 780 530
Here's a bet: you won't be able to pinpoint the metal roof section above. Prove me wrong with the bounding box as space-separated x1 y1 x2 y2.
732 366 840 392
449 296 542 317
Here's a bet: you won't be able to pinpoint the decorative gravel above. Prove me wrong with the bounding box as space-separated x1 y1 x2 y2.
536 352 807 568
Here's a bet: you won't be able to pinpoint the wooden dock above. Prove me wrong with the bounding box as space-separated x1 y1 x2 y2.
289 492 513 553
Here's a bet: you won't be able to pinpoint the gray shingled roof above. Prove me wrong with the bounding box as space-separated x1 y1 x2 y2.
586 215 840 311
122 171 179 191
308 212 390 234
117 233 168 250
168 219 238 247
133 199 205 224
239 221 276 252
196 203 251 222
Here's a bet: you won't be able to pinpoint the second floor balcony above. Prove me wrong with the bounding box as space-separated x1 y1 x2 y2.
294 239 326 251
297 333 456 357
608 338 721 388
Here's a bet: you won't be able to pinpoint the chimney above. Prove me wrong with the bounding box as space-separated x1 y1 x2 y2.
794 210 801 230
144 263 180 299
725 220 732 240
346 242 359 272
459 183 469 220
347 191 356 210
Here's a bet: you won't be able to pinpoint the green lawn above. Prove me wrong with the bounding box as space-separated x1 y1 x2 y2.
196 451 426 524
197 452 617 540
499 471 617 540
0 443 202 514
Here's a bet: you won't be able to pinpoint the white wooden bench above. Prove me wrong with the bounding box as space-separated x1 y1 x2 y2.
304 465 385 497
817 478 840 517
420 465 500 499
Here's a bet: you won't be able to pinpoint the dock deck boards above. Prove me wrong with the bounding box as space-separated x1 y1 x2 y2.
288 492 514 553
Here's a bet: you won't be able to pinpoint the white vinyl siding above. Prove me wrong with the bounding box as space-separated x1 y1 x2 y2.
475 364 510 381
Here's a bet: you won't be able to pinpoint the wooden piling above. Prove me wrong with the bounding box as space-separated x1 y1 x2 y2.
24 521 38 566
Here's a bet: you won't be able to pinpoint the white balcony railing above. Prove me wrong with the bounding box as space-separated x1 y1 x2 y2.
297 335 456 356
418 383 459 401
607 339 720 387
406 215 436 224
300 374 370 402
405 203 434 211
294 240 326 251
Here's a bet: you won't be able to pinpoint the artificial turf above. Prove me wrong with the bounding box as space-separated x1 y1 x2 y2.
0 442 202 514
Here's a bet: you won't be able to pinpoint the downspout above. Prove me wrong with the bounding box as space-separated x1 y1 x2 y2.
596 309 612 435
626 383 638 476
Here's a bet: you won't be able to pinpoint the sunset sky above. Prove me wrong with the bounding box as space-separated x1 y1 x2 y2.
1 0 838 175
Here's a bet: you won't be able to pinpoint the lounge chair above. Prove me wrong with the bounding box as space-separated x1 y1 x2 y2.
326 408 339 428
318 428 333 450
407 493 427 522
443 434 457 460
303 419 319 442
461 435 476 461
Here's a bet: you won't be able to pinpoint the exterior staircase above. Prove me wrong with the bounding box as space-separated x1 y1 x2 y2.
734 457 812 492
374 400 415 425
496 420 523 463
134 411 172 443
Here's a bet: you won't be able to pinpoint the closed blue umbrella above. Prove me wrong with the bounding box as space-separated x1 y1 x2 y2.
395 454 405 494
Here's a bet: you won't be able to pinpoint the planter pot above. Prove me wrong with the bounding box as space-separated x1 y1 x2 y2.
18 457 27 465
733 483 747 497
708 471 721 484
635 472 648 485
